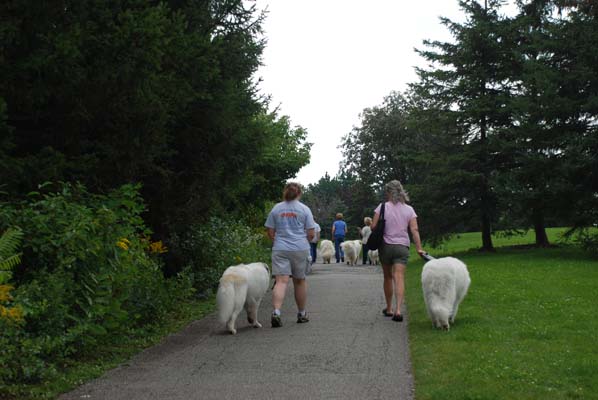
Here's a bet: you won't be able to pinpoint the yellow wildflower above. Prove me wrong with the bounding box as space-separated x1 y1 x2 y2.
7 306 24 322
0 304 24 323
149 241 168 254
116 240 129 250
0 284 14 302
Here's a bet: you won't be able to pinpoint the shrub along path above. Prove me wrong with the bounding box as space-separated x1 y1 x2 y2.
60 262 414 400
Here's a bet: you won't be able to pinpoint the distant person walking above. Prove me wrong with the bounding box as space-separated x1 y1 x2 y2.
331 213 347 263
309 221 321 264
360 217 373 265
265 183 316 327
371 180 424 322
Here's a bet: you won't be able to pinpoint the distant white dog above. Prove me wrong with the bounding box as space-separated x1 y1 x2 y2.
368 249 379 265
421 257 470 331
341 240 361 266
216 262 270 334
320 240 335 264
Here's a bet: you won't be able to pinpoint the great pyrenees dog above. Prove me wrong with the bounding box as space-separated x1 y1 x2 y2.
421 257 470 331
216 262 270 335
340 240 361 266
368 249 379 265
319 239 335 264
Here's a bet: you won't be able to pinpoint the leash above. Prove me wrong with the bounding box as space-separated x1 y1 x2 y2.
419 252 435 262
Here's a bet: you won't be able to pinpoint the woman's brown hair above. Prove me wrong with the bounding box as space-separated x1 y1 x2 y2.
283 182 302 201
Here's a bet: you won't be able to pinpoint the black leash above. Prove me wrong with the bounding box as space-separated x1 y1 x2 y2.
419 252 435 262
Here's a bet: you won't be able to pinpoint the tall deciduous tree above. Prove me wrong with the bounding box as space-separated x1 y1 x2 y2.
340 90 477 246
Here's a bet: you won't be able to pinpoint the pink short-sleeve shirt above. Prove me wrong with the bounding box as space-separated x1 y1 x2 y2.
374 201 417 247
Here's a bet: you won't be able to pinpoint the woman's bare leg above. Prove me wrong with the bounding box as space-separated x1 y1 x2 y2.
392 263 406 315
292 277 307 311
382 263 393 312
272 275 289 311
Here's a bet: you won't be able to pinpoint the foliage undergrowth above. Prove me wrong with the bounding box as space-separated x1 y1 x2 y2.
170 216 271 296
406 229 598 399
0 183 199 398
0 183 271 399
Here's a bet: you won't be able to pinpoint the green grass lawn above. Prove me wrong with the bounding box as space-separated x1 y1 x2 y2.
406 228 598 399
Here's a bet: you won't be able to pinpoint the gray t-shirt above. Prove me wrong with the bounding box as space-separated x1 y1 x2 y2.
265 200 316 251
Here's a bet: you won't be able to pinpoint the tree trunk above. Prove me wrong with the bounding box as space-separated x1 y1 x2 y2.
479 101 494 252
532 206 550 247
480 191 495 251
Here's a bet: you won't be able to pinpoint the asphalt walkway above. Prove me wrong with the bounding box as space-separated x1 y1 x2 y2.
61 262 414 400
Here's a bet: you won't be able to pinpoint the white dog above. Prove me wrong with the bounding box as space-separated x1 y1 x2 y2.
340 240 361 266
368 249 379 265
319 240 335 264
216 262 270 334
421 257 470 331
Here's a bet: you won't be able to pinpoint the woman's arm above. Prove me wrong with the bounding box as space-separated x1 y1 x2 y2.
267 228 275 242
316 230 321 242
306 228 315 242
409 217 425 255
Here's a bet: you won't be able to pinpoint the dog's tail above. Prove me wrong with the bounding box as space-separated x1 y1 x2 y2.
216 275 242 324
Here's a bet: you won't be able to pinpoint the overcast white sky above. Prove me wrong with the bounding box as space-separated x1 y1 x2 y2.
254 0 516 185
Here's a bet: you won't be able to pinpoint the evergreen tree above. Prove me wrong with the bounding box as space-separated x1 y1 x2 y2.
415 0 517 251
549 1 598 233
0 0 311 240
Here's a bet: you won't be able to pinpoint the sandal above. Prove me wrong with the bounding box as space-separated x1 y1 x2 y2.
382 308 393 317
392 314 404 322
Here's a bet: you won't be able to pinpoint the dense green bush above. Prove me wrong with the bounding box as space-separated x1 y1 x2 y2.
170 217 271 295
0 183 193 387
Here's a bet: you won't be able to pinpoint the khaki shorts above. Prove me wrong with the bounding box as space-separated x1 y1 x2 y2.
271 250 311 279
379 243 410 266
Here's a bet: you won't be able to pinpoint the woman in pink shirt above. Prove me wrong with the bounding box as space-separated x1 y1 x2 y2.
371 180 424 321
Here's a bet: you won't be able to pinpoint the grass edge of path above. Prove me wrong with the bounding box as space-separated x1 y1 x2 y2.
404 229 598 400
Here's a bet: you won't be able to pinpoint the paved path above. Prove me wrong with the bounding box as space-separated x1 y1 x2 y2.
61 262 414 400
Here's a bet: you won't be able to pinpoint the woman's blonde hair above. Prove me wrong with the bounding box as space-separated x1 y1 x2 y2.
283 182 302 201
335 213 343 220
385 180 409 204
364 217 372 226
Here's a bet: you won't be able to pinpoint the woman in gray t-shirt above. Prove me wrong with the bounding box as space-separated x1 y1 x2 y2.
265 182 315 327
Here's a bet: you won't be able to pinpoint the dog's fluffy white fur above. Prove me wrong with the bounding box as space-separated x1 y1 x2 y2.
319 240 335 264
216 262 270 334
421 257 470 331
340 240 361 265
368 249 379 265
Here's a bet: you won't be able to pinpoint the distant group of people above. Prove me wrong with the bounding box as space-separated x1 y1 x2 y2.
264 180 424 327
328 213 373 265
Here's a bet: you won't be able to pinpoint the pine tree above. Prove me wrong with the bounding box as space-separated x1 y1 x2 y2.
415 0 516 251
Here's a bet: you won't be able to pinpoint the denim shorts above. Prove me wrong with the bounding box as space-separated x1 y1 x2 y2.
271 250 311 279
379 243 410 266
